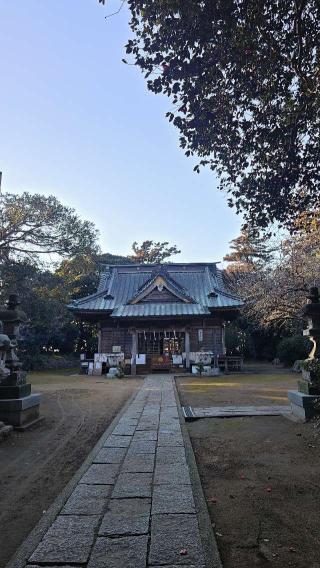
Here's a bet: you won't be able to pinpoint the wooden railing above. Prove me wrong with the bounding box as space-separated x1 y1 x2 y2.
216 355 244 371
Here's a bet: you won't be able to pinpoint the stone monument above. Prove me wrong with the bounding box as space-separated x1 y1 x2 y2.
0 294 42 429
288 287 320 421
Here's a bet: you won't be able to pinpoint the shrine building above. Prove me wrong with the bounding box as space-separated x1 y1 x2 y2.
68 262 243 375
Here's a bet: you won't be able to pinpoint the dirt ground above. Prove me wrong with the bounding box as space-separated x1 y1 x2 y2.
177 363 297 407
176 366 320 568
0 371 142 568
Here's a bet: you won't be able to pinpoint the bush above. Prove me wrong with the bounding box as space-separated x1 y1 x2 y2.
22 353 78 371
276 336 310 366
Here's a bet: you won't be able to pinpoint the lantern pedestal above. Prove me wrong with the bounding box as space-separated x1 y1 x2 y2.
0 391 42 430
288 390 320 422
0 294 43 430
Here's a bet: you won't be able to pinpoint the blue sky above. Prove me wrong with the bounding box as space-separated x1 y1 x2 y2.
0 0 242 263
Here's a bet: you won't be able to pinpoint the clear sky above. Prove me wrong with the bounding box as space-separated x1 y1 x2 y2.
0 0 242 264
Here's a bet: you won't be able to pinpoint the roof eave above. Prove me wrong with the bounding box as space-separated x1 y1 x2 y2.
209 305 242 312
68 308 113 316
110 314 208 320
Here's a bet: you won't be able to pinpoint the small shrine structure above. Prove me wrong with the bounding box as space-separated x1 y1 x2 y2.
68 263 243 375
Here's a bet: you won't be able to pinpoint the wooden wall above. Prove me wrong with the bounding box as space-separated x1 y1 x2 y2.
140 289 182 303
100 328 132 357
189 326 223 354
100 322 224 356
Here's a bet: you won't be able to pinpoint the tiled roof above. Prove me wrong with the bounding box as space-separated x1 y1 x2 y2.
68 263 242 317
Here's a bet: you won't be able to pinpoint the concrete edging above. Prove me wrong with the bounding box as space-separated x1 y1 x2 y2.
5 386 140 568
173 376 223 568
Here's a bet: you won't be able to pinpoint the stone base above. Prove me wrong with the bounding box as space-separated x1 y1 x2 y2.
297 379 320 395
0 383 31 399
0 393 43 429
0 370 27 386
288 390 320 422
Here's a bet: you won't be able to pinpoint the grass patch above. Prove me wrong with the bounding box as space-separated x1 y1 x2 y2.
29 368 80 385
179 373 296 391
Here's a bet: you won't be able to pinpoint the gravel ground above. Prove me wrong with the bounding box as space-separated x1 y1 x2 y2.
176 367 320 568
0 373 142 568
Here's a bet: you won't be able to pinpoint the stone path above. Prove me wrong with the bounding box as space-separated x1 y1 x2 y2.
182 405 291 420
24 375 211 568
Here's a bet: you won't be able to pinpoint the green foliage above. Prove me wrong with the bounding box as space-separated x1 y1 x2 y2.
225 319 278 360
117 0 320 230
54 254 100 302
0 192 99 263
131 240 181 263
276 336 310 366
225 323 250 356
22 353 78 372
97 252 136 265
116 361 126 378
195 361 205 376
0 260 80 357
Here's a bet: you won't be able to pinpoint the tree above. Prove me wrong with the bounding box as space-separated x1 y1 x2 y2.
0 259 79 358
245 229 320 331
97 252 136 265
229 223 320 334
0 192 99 263
224 228 273 273
53 254 100 303
100 0 320 230
130 240 181 263
223 228 278 358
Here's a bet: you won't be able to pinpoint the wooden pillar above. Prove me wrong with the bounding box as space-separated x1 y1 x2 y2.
185 330 190 371
131 330 137 376
97 325 102 354
221 324 226 355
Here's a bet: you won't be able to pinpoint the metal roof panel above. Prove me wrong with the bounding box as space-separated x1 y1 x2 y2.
68 263 243 314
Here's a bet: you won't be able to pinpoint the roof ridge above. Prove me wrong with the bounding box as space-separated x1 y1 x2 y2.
98 262 219 270
213 287 242 300
105 266 117 295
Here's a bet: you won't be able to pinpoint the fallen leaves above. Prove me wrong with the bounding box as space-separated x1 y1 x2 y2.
179 548 188 556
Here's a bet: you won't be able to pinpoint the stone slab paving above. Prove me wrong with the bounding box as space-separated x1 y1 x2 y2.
189 405 292 418
24 375 212 568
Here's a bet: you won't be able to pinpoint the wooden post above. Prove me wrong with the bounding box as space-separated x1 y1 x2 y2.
185 330 190 371
97 325 102 354
131 330 137 376
221 324 226 355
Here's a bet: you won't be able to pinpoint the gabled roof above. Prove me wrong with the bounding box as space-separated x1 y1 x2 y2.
68 263 243 318
129 267 194 304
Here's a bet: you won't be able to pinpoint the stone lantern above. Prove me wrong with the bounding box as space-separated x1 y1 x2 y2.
288 287 320 421
0 294 42 429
